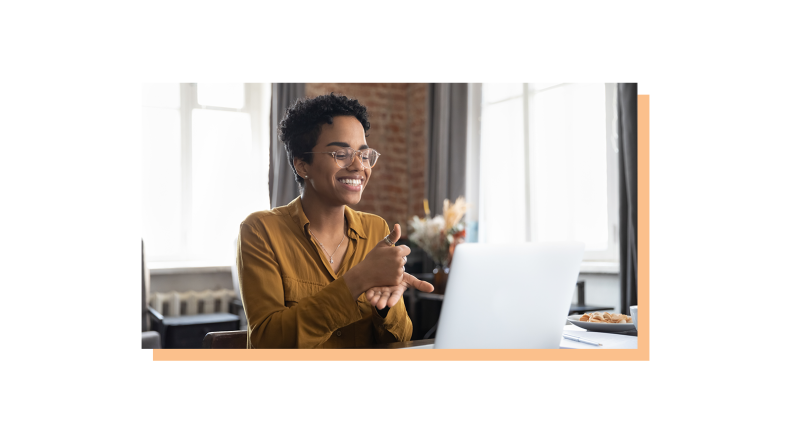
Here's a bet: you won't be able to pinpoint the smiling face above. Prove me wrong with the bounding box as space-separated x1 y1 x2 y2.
295 115 371 207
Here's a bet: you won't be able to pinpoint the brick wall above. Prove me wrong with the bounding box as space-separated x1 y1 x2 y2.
304 83 428 238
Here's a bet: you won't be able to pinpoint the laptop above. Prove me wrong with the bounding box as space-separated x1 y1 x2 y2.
427 242 584 349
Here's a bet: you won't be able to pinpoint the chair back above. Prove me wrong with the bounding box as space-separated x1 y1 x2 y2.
231 237 242 301
202 330 247 349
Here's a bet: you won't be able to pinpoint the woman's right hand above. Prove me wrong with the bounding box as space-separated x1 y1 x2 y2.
344 224 411 299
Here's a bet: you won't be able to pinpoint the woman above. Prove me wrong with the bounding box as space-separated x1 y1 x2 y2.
237 93 434 348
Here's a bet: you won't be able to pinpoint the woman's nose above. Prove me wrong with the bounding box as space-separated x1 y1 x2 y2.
347 153 365 170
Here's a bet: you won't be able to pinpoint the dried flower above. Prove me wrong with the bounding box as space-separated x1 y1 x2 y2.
408 196 469 267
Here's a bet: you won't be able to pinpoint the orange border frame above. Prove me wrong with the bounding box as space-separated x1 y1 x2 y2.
153 95 650 361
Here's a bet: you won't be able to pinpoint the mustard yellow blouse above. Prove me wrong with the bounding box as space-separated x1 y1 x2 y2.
236 197 413 348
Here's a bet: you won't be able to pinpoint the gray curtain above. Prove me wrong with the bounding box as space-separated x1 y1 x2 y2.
426 83 468 217
269 83 306 208
618 83 638 314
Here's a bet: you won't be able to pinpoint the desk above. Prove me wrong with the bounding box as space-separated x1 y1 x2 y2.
357 339 436 349
362 326 637 349
560 325 637 348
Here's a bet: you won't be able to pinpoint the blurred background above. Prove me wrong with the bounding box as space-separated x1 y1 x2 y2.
141 83 637 347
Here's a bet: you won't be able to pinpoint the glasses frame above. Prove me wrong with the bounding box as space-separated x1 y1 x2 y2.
304 147 381 169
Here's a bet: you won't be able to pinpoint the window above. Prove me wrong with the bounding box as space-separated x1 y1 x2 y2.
477 83 527 244
141 83 271 266
472 83 619 264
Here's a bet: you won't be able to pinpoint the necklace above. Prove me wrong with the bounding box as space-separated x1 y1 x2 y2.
309 225 346 264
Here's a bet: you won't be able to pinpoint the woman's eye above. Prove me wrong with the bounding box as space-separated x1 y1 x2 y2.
336 153 349 159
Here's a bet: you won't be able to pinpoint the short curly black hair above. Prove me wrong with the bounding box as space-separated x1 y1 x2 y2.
278 92 371 191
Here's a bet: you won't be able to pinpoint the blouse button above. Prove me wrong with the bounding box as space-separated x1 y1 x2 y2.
336 330 342 336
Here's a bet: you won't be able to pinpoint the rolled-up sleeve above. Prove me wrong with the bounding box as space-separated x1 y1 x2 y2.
371 297 413 343
237 222 363 348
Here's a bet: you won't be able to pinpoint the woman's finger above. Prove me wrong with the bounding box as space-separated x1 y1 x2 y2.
377 291 392 310
403 273 435 293
387 292 401 309
377 291 390 310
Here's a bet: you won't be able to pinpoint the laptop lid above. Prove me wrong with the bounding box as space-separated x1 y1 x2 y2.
433 242 584 349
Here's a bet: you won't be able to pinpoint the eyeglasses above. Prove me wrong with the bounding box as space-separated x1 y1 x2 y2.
305 148 381 169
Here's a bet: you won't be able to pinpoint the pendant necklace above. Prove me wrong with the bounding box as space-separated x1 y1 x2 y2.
309 224 346 264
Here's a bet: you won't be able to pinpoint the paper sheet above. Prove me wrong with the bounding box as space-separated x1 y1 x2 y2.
560 326 638 349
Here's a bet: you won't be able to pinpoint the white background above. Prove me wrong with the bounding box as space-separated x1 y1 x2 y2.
1 1 790 444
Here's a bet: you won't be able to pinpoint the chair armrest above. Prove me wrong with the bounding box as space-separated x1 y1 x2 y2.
202 330 247 349
147 306 166 342
142 331 161 349
147 305 164 322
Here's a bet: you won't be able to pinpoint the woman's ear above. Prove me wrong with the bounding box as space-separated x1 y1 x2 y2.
294 157 308 179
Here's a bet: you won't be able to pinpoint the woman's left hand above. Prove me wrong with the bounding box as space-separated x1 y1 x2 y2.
365 273 434 310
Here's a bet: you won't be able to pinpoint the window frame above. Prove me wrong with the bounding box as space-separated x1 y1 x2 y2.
143 83 270 266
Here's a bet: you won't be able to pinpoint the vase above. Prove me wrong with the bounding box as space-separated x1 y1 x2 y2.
432 265 450 295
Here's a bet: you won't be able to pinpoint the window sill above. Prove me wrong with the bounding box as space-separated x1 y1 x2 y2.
579 261 619 274
149 262 232 275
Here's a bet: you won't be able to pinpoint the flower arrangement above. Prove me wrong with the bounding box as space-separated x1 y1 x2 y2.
407 197 470 268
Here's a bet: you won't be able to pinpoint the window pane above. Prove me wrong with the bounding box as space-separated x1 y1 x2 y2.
197 83 244 109
529 83 608 250
141 108 182 258
191 109 267 263
482 83 523 104
142 83 180 108
479 96 526 243
529 83 564 93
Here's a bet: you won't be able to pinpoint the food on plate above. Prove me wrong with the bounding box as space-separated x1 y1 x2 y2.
578 312 633 324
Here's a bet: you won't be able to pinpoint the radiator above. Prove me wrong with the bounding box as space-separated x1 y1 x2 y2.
150 289 237 317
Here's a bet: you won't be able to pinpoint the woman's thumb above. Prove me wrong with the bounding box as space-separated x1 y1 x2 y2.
390 223 401 241
378 223 400 247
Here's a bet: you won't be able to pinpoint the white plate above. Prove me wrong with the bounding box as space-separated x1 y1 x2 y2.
567 315 636 333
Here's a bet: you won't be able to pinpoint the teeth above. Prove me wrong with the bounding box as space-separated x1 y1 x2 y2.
340 179 362 185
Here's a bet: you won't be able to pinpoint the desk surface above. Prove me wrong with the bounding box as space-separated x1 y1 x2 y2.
363 325 637 349
360 339 436 349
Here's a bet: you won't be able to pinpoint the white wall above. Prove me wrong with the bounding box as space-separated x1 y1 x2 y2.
150 270 234 294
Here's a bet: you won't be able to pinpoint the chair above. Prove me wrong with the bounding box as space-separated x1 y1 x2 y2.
202 330 247 349
143 237 241 349
230 236 247 330
198 238 248 349
142 239 161 349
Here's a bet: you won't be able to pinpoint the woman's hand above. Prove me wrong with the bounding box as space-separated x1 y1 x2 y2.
366 273 434 310
344 224 412 299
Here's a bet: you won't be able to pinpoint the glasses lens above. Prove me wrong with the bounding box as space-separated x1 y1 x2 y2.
334 148 353 167
362 149 378 167
334 148 378 168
